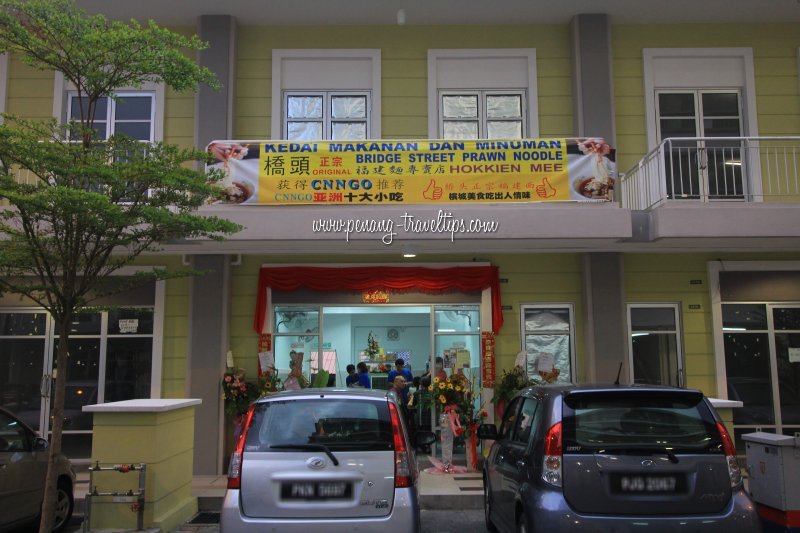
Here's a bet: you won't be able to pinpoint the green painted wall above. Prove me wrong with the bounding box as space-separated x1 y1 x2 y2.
625 251 800 397
228 253 585 384
234 25 574 140
612 23 800 174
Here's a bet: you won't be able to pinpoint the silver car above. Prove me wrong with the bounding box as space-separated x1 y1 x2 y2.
221 388 433 533
0 407 76 532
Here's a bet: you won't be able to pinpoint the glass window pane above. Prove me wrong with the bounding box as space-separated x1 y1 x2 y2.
487 120 522 139
434 306 480 333
525 334 571 383
775 333 800 425
0 313 47 336
52 338 100 431
658 93 695 117
631 333 679 386
70 96 108 119
723 304 768 330
107 308 154 335
331 122 367 140
487 95 522 118
105 338 152 402
442 121 478 140
499 397 522 439
702 118 741 137
660 118 697 137
512 398 538 444
701 92 739 117
442 95 478 118
434 334 481 371
275 308 320 334
774 308 800 331
287 96 323 119
114 96 152 120
274 335 319 386
331 96 366 119
0 339 45 429
69 312 102 335
114 122 152 141
630 307 677 331
724 332 774 425
287 121 323 141
524 308 570 332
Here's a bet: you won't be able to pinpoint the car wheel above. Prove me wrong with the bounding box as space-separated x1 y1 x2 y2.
52 480 74 532
483 476 498 532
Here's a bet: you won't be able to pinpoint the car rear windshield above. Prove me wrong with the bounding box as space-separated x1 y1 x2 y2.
245 398 393 452
562 391 723 454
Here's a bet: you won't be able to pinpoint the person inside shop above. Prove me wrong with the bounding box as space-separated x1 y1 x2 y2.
388 375 407 400
345 364 359 387
355 361 372 388
387 359 413 404
434 356 448 381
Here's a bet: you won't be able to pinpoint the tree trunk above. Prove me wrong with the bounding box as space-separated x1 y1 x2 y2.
39 318 70 533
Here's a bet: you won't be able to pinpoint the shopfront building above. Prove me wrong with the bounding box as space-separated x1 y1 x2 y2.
0 2 799 472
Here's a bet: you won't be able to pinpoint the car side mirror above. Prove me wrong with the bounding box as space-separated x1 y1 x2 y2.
415 431 436 447
34 437 49 451
477 423 498 440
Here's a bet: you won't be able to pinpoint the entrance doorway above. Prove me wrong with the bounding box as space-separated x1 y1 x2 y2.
272 303 483 429
722 303 800 449
0 308 156 459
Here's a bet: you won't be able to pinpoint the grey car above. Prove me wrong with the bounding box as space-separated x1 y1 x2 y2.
0 407 76 532
478 385 762 532
221 388 434 533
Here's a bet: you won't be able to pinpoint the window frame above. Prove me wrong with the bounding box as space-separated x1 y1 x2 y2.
282 90 371 141
66 91 156 142
626 303 685 387
53 72 164 142
519 303 576 384
438 89 527 140
655 89 743 142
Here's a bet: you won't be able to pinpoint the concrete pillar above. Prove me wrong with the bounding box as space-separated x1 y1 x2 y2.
195 15 237 147
570 14 616 142
582 253 629 384
187 255 230 474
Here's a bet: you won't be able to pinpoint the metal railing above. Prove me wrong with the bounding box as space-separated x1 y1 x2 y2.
620 137 800 210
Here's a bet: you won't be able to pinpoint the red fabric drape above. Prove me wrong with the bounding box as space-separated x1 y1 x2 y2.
253 266 503 335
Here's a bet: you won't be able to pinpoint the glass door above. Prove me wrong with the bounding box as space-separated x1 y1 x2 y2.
628 304 684 387
723 303 800 450
657 90 744 200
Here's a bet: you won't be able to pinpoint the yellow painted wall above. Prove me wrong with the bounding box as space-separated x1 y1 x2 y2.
228 253 585 383
625 251 800 397
234 25 574 140
612 23 800 174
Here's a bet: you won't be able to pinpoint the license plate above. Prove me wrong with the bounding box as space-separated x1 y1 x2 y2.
281 481 352 500
613 475 683 493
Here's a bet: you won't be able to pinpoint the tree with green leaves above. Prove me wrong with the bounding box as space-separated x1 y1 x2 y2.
0 1 240 530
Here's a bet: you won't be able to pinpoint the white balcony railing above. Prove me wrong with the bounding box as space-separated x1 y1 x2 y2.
620 137 800 210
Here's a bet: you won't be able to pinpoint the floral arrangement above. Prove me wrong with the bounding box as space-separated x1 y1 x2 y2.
492 365 535 406
257 371 282 397
221 368 258 416
366 331 380 359
426 373 487 429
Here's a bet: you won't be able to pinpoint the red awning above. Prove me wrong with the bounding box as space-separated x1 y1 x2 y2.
253 265 503 334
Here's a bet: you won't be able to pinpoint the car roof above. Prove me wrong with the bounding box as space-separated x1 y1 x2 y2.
254 388 390 402
518 383 704 398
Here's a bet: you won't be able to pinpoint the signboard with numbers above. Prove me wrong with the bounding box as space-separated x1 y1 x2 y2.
205 138 615 205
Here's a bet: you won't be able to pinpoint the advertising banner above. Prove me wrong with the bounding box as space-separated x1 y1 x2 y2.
206 138 615 205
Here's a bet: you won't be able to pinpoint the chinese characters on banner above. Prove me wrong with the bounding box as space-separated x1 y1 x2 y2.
205 139 615 205
481 331 496 387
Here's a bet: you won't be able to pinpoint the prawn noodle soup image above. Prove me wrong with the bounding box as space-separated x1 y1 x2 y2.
568 138 616 201
206 141 260 204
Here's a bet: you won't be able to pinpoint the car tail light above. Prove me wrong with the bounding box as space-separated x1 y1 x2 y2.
389 402 412 488
716 421 742 487
227 406 256 490
542 422 562 487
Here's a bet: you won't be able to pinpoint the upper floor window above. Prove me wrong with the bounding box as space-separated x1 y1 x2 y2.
67 92 155 142
656 90 742 141
439 91 526 140
284 91 369 141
